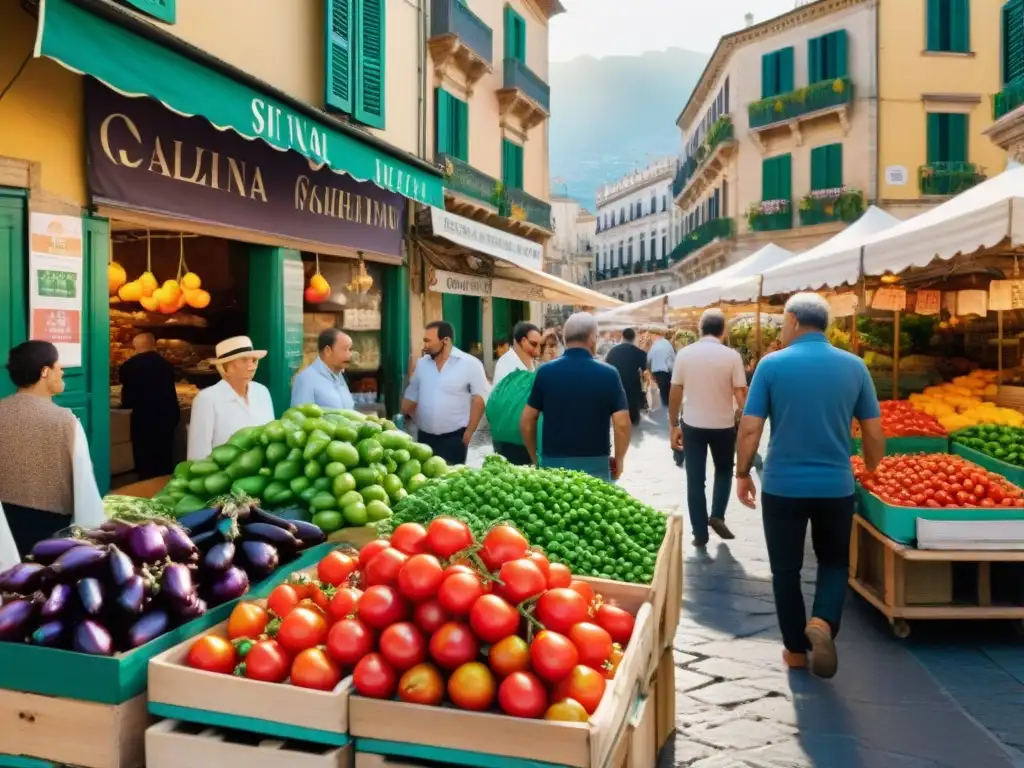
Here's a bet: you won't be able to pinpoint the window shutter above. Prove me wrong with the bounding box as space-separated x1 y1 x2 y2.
1005 0 1024 85
832 30 848 78
456 98 469 161
504 5 516 60
722 179 728 216
926 0 942 50
435 89 451 156
926 113 942 163
778 47 795 93
828 144 844 187
354 0 386 128
779 154 792 200
762 157 777 200
516 15 527 61
761 53 774 98
808 37 822 83
950 0 970 52
948 113 968 162
325 0 354 114
810 146 827 190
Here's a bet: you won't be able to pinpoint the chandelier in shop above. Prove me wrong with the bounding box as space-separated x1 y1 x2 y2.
347 254 374 295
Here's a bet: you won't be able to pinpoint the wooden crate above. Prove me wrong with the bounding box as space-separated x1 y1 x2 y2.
653 648 675 753
996 385 1024 413
626 695 656 768
146 720 352 768
0 689 149 768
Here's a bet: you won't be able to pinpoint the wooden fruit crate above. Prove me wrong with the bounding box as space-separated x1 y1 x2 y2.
0 689 149 768
146 720 353 768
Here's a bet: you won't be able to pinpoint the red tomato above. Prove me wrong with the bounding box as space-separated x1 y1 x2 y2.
413 599 450 635
437 572 485 615
291 648 342 691
226 602 270 640
397 554 445 602
488 635 531 678
390 523 429 556
447 662 496 711
243 639 290 683
479 525 529 570
364 548 409 587
357 585 408 630
442 563 474 580
469 594 520 643
317 551 358 586
498 559 547 604
308 584 333 613
428 622 480 670
326 617 374 667
328 586 363 622
603 645 624 680
546 563 573 589
285 574 316 599
569 622 613 669
552 665 606 714
498 671 548 718
379 622 427 672
595 604 635 645
276 607 329 654
523 550 551 578
536 588 590 634
544 698 589 722
359 539 393 569
353 653 397 698
426 517 474 558
568 580 596 609
398 662 445 705
187 635 237 674
530 630 579 683
266 584 302 618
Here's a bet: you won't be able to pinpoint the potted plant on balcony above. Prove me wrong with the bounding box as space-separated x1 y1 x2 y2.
747 199 791 231
797 187 865 225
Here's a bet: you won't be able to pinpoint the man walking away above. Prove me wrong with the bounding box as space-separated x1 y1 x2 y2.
669 310 747 549
119 333 180 479
402 321 489 466
490 322 542 465
605 328 648 426
521 313 630 482
736 293 884 679
647 330 675 410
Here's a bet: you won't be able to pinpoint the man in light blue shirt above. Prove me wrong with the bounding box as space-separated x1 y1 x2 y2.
291 328 355 410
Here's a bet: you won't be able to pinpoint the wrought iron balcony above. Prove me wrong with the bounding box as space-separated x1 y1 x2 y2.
993 79 1024 121
438 153 503 209
748 77 853 131
674 116 736 206
747 201 792 232
505 186 553 231
668 217 735 262
430 0 493 64
503 57 550 112
797 189 865 226
918 162 987 196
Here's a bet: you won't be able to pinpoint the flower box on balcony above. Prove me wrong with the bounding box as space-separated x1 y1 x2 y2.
797 188 865 226
748 77 853 130
747 200 792 232
669 217 735 262
993 79 1024 121
918 162 987 196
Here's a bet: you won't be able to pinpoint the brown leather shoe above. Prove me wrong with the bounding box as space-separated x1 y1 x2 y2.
782 649 808 669
709 518 735 540
805 617 838 679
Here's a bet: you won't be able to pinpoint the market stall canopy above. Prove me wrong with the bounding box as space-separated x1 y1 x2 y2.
594 295 666 325
666 244 795 309
35 0 444 207
759 206 902 296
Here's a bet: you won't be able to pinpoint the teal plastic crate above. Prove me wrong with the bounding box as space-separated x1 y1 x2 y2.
950 443 1024 488
849 435 949 457
0 541 333 704
355 739 569 768
856 485 1024 545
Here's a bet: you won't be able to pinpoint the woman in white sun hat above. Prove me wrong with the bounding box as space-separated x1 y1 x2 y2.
186 336 275 461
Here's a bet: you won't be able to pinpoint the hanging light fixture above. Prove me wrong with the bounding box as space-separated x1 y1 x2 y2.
347 252 374 295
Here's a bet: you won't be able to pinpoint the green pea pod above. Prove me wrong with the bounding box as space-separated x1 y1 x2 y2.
304 437 330 461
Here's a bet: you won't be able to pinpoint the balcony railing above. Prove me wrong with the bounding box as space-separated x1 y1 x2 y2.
430 0 493 64
504 57 550 112
505 186 552 231
918 162 987 196
797 189 865 226
747 201 792 232
993 79 1024 121
438 153 552 231
668 217 735 262
748 77 853 130
674 116 734 196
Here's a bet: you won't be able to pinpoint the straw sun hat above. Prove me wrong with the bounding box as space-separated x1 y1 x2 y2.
209 336 267 368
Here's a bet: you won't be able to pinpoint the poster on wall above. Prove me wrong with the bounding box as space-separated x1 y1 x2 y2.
283 254 305 385
29 213 84 368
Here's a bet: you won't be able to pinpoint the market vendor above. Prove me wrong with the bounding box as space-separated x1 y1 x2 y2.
119 332 180 479
0 341 104 555
291 328 354 410
187 336 275 461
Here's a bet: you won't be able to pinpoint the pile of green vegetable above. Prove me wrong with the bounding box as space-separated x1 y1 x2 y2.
383 455 666 585
952 425 1024 466
154 405 450 532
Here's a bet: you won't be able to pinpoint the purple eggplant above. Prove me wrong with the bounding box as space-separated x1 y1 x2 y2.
98 518 137 542
176 507 221 534
209 567 250 605
0 562 49 594
74 620 113 656
289 519 327 547
0 598 36 640
127 609 169 648
81 529 119 545
115 575 146 615
203 542 235 572
162 524 198 563
189 530 220 552
239 541 279 579
247 508 299 534
31 620 67 648
128 523 168 563
77 578 105 616
29 537 87 564
49 544 109 580
108 546 136 587
41 583 73 620
240 522 301 552
160 563 195 607
178 596 208 621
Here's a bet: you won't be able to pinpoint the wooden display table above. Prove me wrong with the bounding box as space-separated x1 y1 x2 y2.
848 514 1024 638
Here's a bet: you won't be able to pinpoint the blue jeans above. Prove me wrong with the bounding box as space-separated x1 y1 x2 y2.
682 424 736 542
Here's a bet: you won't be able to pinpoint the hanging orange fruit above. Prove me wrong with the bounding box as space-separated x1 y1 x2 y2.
310 273 330 295
184 289 211 309
158 300 178 315
108 262 127 295
175 292 187 310
305 285 328 304
140 295 160 312
118 281 143 302
139 271 158 297
181 272 202 290
162 279 181 300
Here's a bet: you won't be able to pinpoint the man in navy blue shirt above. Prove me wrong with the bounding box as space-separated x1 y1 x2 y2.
521 313 631 481
736 293 884 679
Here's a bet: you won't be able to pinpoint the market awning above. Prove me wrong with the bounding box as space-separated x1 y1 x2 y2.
35 0 444 207
666 244 795 310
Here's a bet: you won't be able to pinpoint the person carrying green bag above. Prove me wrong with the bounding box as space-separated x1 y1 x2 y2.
488 323 544 465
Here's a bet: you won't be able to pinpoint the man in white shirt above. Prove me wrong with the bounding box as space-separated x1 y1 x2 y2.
401 320 489 466
187 336 276 460
490 322 542 465
668 310 748 548
647 331 676 410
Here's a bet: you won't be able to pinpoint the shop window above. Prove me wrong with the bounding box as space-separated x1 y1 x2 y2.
762 153 793 201
808 29 848 82
501 139 524 189
761 47 794 98
504 4 527 63
116 0 175 23
811 144 843 190
325 0 387 129
926 113 968 163
435 89 469 161
927 0 970 53
1004 0 1024 85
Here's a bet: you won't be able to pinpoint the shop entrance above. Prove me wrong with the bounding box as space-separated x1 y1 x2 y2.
441 293 528 360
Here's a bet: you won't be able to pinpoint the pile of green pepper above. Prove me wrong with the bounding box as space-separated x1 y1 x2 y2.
952 425 1024 466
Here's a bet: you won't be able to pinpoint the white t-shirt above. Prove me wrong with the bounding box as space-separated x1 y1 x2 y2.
492 348 534 388
187 379 276 460
671 337 747 429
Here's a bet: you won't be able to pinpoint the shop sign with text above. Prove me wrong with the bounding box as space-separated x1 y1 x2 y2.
430 207 543 272
29 213 84 368
86 81 405 258
428 268 545 302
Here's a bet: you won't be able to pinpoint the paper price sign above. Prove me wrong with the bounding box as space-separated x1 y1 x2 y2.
988 280 1024 311
871 287 907 312
914 290 941 315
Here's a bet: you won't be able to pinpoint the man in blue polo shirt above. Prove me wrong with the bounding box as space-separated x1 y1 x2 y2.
291 328 354 410
520 312 631 482
735 293 884 680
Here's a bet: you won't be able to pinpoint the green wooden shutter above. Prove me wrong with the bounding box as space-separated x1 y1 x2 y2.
435 89 451 156
810 146 828 190
832 30 848 77
762 157 777 199
502 139 523 188
455 98 469 162
325 0 354 114
827 144 844 187
761 52 775 98
926 113 942 163
442 294 464 349
779 154 792 200
513 143 524 188
808 37 822 83
355 0 386 128
515 15 527 61
0 191 27 402
504 5 526 62
380 265 409 417
778 47 795 93
119 0 175 23
1005 0 1024 85
947 113 968 162
926 0 943 50
951 0 970 52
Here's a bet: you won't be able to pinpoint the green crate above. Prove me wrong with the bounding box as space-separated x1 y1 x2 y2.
849 435 950 457
856 485 1024 545
0 541 334 704
148 701 351 747
950 442 1024 487
355 739 566 768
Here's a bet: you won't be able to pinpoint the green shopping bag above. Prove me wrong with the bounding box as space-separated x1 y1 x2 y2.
486 369 543 455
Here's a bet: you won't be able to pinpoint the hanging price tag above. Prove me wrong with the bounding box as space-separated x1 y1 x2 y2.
956 289 988 317
914 290 941 315
828 293 858 318
988 280 1024 311
871 287 907 312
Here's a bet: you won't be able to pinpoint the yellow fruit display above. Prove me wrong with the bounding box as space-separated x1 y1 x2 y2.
118 281 143 302
162 280 181 300
181 272 202 290
140 296 160 312
139 271 158 297
310 273 330 294
184 288 211 309
108 262 127 295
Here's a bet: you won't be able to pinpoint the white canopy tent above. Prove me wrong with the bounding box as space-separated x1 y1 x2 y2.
593 294 666 326
666 243 795 309
758 206 902 296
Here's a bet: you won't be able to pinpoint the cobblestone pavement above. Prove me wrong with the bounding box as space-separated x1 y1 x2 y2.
468 410 1024 768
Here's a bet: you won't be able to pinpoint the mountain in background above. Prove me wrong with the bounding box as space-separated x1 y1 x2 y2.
549 47 710 209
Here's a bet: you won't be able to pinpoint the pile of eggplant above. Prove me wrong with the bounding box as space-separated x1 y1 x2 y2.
0 496 325 656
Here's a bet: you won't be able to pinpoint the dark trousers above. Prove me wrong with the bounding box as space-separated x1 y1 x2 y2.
494 441 532 466
419 428 468 466
653 372 671 408
761 492 855 653
626 396 641 426
5 503 71 555
131 417 177 480
682 424 736 542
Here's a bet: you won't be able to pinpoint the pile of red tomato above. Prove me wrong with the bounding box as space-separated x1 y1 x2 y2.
853 453 1024 508
850 400 946 439
185 518 636 722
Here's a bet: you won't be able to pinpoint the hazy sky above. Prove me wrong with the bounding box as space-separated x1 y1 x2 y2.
550 0 800 61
